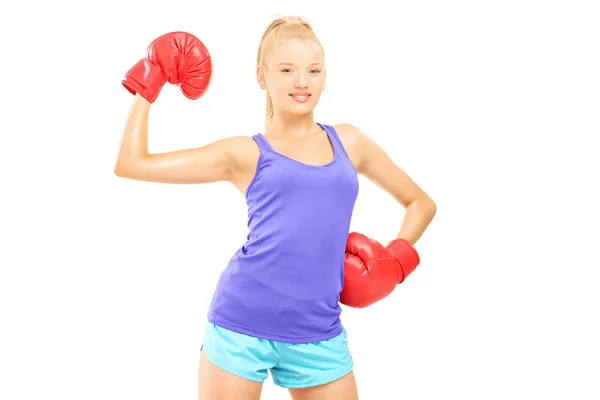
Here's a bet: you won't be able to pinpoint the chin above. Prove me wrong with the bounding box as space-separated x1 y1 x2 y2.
286 108 316 117
288 101 318 114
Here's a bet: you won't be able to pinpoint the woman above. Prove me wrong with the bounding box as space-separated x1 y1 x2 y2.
115 15 436 400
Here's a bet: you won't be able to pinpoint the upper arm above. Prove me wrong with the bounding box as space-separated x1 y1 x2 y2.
114 136 249 184
347 124 434 208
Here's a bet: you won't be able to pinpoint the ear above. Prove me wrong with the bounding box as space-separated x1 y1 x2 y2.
256 66 267 90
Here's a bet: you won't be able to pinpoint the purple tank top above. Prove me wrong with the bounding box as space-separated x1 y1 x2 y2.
206 123 359 343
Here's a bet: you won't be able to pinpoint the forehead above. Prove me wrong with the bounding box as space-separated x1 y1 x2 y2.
267 38 324 65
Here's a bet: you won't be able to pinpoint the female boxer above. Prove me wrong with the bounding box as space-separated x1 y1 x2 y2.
115 16 436 400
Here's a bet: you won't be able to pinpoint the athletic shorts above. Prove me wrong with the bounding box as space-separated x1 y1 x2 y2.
200 320 354 388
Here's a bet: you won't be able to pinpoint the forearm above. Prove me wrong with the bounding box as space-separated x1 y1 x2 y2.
114 94 151 173
394 198 437 245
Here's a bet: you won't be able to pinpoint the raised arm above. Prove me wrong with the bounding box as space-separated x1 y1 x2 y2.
114 94 239 184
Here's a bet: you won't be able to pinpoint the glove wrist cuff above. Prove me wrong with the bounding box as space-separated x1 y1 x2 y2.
122 59 167 103
386 239 420 283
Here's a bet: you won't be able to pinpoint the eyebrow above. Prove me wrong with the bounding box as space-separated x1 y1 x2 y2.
277 62 323 66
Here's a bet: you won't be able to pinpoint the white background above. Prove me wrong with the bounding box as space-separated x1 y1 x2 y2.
1 0 599 399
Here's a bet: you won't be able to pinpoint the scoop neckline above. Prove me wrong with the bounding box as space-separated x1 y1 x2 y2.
258 123 337 168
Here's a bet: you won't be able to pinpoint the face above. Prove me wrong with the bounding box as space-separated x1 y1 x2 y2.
258 38 326 117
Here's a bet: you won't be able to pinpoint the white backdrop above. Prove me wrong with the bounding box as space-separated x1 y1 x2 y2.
1 0 599 399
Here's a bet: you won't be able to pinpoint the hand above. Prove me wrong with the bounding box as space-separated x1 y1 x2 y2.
340 232 420 308
122 31 212 103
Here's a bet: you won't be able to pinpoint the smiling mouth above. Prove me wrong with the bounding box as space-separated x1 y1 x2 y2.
289 93 311 102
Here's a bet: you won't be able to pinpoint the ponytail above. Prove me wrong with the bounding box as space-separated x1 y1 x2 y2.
265 91 274 130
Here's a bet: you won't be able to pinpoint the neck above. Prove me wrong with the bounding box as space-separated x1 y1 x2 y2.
266 112 318 139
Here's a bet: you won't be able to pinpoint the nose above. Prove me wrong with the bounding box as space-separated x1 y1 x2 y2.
294 72 308 88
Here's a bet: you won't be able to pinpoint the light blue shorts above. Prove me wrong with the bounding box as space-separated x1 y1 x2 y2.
200 321 354 388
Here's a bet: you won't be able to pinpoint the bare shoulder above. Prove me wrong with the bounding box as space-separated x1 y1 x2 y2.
332 123 372 172
221 134 261 188
221 134 259 154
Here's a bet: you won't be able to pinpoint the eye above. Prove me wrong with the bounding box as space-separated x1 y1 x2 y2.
310 69 322 74
281 68 292 73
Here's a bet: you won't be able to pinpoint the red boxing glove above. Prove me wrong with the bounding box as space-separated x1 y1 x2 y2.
340 232 420 308
122 32 212 103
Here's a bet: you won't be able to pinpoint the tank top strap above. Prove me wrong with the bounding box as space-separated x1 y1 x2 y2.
252 133 272 153
317 123 352 163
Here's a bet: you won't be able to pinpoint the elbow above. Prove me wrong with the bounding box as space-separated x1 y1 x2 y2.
114 161 138 179
113 158 154 182
425 197 437 218
427 200 437 225
413 195 437 220
113 163 128 178
429 198 437 216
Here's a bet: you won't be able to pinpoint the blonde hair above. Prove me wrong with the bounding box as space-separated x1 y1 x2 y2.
256 16 322 130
